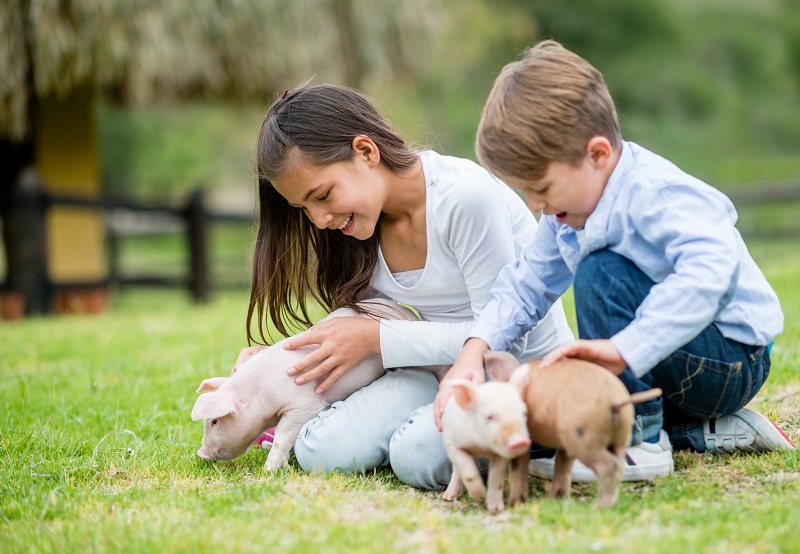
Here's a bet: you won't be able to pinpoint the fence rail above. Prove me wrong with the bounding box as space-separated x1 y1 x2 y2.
726 181 800 205
1 174 798 317
0 171 253 316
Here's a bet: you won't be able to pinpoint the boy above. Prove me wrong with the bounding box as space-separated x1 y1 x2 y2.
434 40 793 481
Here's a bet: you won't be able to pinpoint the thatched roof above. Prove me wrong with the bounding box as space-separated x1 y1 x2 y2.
0 0 437 141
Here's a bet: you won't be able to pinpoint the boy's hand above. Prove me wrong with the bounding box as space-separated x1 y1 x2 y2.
539 339 627 375
433 338 489 431
283 317 380 394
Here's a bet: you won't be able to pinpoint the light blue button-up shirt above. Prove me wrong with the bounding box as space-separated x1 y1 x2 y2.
471 141 784 377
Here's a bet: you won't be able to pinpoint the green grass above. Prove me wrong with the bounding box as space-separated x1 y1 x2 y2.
1 249 799 553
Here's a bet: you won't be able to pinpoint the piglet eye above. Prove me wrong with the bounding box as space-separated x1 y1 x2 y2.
485 414 494 422
211 419 218 425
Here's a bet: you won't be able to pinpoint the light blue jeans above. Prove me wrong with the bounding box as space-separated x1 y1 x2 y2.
294 368 453 490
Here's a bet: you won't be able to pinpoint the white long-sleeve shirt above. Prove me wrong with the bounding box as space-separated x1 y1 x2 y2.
471 141 784 377
369 150 574 368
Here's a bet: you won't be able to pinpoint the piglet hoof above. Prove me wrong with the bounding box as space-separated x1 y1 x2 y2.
263 450 290 472
263 461 285 472
441 491 458 502
486 497 505 513
595 496 617 509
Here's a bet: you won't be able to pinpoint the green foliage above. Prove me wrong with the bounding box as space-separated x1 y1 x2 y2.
379 0 800 185
96 0 800 195
97 102 263 200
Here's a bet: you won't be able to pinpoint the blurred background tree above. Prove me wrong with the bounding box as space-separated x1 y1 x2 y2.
2 0 798 314
385 0 800 183
0 0 438 314
96 0 800 204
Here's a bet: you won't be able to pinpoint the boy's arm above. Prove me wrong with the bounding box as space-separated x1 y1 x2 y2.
540 338 626 373
435 217 572 431
609 185 742 376
470 216 573 352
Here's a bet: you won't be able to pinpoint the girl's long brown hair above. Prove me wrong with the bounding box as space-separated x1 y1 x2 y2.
247 84 418 344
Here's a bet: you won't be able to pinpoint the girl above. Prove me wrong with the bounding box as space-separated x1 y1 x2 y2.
240 84 574 490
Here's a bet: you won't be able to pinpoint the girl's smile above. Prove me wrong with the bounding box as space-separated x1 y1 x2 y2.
337 214 354 234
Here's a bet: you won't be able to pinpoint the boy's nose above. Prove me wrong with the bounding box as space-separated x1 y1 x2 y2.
524 193 546 212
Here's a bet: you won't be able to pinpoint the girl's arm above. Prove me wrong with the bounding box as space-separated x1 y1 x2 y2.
282 316 381 394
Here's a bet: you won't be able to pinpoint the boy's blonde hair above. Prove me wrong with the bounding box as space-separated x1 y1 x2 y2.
477 40 620 181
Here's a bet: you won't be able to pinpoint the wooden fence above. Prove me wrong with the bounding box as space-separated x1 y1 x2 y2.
726 181 800 240
0 172 253 316
0 175 798 317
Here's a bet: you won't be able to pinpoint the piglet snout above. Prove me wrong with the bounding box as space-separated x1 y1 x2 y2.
197 446 212 460
506 432 532 456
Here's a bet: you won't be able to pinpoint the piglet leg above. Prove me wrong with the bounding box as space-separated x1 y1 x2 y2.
508 454 529 506
485 455 509 513
587 448 625 508
447 447 487 503
263 414 305 472
442 466 465 502
550 449 575 499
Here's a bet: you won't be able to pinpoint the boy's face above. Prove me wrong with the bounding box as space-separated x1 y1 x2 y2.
503 139 618 228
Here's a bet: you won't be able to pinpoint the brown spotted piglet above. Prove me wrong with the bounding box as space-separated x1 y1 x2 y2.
485 351 662 508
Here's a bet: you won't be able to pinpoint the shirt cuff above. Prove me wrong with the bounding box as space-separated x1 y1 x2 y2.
469 319 511 353
610 324 663 378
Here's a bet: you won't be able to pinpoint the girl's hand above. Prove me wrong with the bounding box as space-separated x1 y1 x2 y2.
539 339 627 375
232 345 269 374
283 317 381 394
433 338 489 432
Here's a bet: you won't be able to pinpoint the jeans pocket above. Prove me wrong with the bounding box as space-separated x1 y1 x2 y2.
658 350 743 420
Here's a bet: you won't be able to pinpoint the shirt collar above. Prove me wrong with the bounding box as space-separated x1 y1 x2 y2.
579 140 634 253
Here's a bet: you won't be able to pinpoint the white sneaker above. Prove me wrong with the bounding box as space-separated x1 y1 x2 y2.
704 408 795 453
528 430 674 482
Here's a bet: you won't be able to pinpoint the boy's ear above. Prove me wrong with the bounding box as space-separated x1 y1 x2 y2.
586 136 613 168
352 135 381 167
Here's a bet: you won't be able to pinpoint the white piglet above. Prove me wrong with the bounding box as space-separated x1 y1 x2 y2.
441 366 531 512
191 299 418 471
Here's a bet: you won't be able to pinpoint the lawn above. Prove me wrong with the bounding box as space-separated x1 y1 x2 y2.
1 245 799 553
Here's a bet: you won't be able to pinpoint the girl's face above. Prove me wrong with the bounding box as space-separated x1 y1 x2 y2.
271 139 387 241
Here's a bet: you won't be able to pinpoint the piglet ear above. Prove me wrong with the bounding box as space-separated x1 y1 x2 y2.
191 391 238 421
446 379 478 410
483 351 522 382
196 377 227 393
508 364 530 396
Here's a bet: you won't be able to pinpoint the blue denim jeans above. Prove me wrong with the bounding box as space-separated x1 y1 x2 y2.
567 249 771 452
